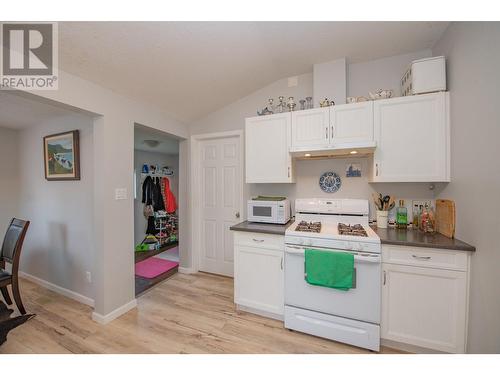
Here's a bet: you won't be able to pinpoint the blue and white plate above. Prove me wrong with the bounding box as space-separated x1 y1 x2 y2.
319 171 342 193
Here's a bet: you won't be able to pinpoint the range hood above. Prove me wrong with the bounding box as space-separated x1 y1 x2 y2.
290 142 376 160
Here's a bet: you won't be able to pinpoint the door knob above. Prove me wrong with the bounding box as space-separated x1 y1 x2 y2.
235 212 240 218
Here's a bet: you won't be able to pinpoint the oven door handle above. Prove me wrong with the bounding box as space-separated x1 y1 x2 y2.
285 246 381 263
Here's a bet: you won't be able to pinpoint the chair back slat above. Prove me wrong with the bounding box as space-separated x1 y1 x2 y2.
1 219 30 264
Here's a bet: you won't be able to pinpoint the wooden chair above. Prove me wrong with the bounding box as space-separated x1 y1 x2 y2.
0 219 30 315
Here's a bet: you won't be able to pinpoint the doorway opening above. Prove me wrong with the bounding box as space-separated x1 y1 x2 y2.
134 124 181 296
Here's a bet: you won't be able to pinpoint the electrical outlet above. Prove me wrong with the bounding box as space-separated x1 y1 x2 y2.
288 76 298 87
86 271 92 283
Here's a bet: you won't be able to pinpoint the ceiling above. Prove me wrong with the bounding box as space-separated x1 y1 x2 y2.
59 22 449 123
134 125 180 155
0 91 80 129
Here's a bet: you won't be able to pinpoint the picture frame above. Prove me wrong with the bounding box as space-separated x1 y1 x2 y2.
346 163 362 178
43 130 80 181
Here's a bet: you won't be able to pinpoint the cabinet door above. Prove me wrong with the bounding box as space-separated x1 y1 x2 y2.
331 102 374 146
381 263 467 353
291 107 330 150
245 113 293 183
234 245 284 316
372 92 450 182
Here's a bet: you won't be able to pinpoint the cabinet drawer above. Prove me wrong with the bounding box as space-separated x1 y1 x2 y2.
234 231 284 251
382 245 468 271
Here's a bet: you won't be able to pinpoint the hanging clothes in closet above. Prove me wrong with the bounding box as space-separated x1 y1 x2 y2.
162 177 177 213
142 176 166 234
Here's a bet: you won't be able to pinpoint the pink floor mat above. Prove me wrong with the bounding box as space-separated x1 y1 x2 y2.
135 257 179 279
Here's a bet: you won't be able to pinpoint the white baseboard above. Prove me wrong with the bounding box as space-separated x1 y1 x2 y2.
92 299 137 325
178 266 196 274
236 304 284 322
19 271 94 307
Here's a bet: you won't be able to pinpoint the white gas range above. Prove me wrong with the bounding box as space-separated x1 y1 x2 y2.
284 198 381 351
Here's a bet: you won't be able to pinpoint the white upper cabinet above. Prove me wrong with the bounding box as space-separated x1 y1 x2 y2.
331 101 374 146
371 92 450 182
245 113 294 183
290 103 374 152
291 107 330 150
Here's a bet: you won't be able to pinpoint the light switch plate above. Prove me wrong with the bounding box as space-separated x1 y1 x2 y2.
115 188 127 200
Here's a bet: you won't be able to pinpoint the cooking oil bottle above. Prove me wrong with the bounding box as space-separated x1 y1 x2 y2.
396 199 408 229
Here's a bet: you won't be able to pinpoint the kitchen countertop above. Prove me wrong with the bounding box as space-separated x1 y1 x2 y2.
371 226 476 252
229 221 475 252
230 220 294 235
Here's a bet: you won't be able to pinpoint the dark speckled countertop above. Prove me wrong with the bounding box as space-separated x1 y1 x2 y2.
371 226 475 252
230 220 475 252
230 220 294 235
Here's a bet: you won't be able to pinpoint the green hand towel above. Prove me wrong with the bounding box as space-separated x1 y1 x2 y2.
305 248 354 290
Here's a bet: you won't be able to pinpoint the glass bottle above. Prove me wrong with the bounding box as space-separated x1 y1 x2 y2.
396 199 408 229
419 203 436 233
277 96 285 113
305 96 313 109
299 99 306 110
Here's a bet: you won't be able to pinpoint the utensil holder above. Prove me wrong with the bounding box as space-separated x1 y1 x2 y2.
376 210 388 229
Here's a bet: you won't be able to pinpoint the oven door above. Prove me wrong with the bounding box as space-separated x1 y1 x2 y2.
247 201 277 223
285 245 381 324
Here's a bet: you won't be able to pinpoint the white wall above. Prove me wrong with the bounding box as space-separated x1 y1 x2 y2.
248 158 435 219
18 66 189 320
190 72 314 135
313 58 347 105
17 114 95 301
0 127 20 237
348 49 431 98
134 149 179 246
190 53 438 222
432 22 500 353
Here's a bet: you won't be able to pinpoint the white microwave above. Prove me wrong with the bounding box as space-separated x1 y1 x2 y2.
247 198 291 224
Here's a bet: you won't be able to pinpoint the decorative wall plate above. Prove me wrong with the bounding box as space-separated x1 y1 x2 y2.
319 171 342 193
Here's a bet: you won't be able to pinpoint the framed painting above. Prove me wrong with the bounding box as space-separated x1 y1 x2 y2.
43 130 80 181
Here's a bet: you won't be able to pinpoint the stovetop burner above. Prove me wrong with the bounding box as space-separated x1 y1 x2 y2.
338 223 368 237
295 221 322 233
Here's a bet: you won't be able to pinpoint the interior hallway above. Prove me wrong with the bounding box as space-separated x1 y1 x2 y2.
0 273 401 354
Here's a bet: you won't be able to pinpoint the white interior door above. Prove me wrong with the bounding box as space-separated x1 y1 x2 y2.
199 135 242 276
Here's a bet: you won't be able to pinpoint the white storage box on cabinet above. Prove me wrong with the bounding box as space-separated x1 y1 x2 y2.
290 102 374 152
402 56 446 96
381 245 469 353
371 92 450 182
234 232 284 320
245 113 294 183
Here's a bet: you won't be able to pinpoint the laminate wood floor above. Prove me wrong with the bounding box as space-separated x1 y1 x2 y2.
0 272 401 354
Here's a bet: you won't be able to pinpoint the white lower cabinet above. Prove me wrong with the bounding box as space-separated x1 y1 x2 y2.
381 245 469 353
234 232 284 320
